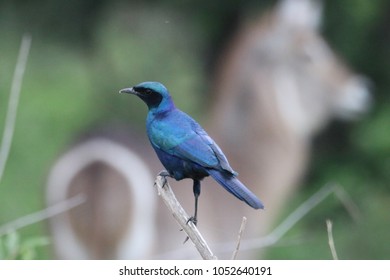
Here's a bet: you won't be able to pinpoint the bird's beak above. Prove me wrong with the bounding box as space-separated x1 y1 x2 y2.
119 87 137 94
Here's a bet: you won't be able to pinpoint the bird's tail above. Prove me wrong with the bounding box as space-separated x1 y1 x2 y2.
207 169 264 209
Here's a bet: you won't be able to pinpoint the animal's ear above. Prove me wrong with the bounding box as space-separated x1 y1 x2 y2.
276 0 323 30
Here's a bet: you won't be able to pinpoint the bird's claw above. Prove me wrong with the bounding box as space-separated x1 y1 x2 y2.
158 170 170 177
157 170 170 188
186 216 197 226
181 216 197 244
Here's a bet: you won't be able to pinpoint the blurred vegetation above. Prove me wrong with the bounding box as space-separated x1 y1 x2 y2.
0 0 389 259
0 231 49 260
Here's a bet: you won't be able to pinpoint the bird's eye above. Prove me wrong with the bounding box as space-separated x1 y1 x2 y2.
140 88 153 94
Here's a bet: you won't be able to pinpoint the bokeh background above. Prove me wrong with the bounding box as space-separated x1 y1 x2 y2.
0 0 389 259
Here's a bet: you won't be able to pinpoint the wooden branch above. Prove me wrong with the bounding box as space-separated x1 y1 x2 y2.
154 183 358 258
154 175 217 260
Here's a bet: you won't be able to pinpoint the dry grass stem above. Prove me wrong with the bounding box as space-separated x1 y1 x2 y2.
0 194 86 236
231 216 247 260
326 219 339 260
0 34 32 183
213 183 358 254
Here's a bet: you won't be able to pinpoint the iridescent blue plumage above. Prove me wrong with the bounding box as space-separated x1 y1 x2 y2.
119 81 264 223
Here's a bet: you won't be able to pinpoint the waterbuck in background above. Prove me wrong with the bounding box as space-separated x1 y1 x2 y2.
204 0 370 258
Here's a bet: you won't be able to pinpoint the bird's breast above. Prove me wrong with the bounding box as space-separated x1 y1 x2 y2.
147 116 192 150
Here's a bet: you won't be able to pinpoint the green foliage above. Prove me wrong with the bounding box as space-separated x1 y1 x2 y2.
91 4 205 123
0 231 50 260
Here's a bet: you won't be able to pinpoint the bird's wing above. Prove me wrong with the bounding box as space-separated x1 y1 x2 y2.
188 127 237 175
171 122 236 174
149 110 236 174
173 131 220 168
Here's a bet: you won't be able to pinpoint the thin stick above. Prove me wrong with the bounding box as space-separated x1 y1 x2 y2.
155 183 336 258
234 183 337 252
334 185 361 222
154 183 358 258
0 34 32 183
0 194 86 236
326 219 338 260
214 183 358 254
154 175 217 260
231 216 247 260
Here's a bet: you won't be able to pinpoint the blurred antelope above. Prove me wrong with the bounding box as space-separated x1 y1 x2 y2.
201 0 371 258
46 123 200 259
46 124 157 259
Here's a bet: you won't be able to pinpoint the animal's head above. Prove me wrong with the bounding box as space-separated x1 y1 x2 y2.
216 0 371 138
273 0 371 123
120 81 173 110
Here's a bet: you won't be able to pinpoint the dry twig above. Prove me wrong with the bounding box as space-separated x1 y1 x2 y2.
0 194 86 236
206 183 357 255
231 216 247 260
154 175 217 260
326 219 338 260
154 183 358 258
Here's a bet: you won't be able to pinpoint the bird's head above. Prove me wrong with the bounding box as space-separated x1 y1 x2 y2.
119 81 172 109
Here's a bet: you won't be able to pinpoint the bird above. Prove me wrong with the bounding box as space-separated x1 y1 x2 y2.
119 81 264 225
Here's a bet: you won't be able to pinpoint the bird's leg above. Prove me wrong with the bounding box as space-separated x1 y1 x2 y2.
187 179 201 226
157 170 171 188
183 179 201 244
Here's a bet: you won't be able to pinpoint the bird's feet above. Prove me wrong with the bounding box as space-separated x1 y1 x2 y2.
186 216 197 226
157 170 170 188
182 216 198 244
